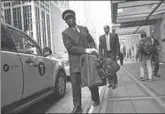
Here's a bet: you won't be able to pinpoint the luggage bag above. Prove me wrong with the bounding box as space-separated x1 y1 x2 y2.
80 54 106 87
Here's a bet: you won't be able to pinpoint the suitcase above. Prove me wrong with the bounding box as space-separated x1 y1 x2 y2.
80 54 106 87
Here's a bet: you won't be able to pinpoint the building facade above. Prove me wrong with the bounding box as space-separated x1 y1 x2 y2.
83 2 98 48
2 0 69 53
111 1 165 62
119 34 140 60
50 1 69 53
69 1 98 48
1 1 5 22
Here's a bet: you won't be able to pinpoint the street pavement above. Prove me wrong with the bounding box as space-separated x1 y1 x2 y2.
21 61 165 113
89 61 165 113
21 82 95 113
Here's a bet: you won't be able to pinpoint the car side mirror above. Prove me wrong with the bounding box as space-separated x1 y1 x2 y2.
43 47 52 57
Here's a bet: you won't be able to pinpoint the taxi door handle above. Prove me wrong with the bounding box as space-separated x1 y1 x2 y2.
25 59 38 67
25 59 34 65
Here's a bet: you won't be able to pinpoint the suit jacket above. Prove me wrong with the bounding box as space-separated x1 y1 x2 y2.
99 33 120 60
62 25 96 73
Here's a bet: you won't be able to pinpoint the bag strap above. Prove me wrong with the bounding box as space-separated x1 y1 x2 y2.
80 54 85 67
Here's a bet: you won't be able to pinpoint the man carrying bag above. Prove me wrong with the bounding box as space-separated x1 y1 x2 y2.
99 25 120 89
62 9 100 113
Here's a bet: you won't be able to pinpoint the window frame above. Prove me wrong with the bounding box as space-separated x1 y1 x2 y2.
1 24 17 52
6 25 43 56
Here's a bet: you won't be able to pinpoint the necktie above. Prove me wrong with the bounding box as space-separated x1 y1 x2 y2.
106 34 110 51
73 27 81 44
74 27 79 34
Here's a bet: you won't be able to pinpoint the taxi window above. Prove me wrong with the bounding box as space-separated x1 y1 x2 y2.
7 27 42 56
1 25 17 52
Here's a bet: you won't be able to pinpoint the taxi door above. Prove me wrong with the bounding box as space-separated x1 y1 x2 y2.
7 27 49 98
1 25 23 107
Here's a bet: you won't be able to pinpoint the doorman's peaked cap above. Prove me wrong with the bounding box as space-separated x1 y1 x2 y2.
62 9 75 20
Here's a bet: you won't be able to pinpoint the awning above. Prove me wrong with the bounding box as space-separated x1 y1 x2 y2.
111 0 165 35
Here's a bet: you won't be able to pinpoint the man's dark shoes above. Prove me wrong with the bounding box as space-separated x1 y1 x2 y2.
112 84 116 89
108 84 112 88
71 107 83 113
140 77 144 81
155 74 160 77
93 101 100 106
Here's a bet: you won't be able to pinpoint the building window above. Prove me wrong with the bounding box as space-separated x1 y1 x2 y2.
45 1 49 7
41 11 47 48
35 1 39 5
46 14 51 49
22 0 31 4
23 5 33 37
35 7 41 47
40 1 44 9
13 7 22 30
12 1 21 6
4 2 10 7
54 1 58 4
44 1 49 12
4 9 11 25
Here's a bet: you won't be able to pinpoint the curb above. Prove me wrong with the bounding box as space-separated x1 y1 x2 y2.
87 86 107 113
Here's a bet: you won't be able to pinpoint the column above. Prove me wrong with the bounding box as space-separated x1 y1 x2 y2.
49 2 54 52
31 1 37 41
159 13 165 62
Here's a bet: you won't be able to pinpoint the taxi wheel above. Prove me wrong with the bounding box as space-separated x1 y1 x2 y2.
54 70 66 98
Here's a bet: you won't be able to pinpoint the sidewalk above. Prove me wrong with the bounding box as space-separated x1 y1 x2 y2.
88 63 165 113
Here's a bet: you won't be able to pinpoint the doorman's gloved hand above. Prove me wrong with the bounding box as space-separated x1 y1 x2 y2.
85 48 94 54
116 56 119 60
91 48 98 53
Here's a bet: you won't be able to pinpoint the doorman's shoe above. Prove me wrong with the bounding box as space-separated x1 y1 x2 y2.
140 77 144 81
71 107 83 113
108 84 112 88
93 101 100 106
148 78 152 82
112 84 116 89
154 74 160 77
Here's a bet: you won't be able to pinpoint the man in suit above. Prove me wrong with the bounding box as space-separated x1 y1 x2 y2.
99 25 120 89
149 25 161 77
62 10 100 113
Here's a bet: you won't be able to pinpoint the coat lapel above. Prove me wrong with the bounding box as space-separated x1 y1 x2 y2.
110 33 112 47
65 27 79 40
103 34 107 50
77 25 84 41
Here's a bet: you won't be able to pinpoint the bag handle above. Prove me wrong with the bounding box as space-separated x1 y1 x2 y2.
90 51 99 58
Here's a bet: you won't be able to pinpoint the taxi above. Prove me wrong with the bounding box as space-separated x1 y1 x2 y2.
1 23 67 113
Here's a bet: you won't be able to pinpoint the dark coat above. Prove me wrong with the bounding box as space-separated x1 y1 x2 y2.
152 37 161 56
62 25 96 73
99 33 120 60
120 52 124 60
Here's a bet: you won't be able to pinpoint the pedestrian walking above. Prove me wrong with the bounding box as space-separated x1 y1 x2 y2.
136 31 153 81
149 25 161 77
61 9 100 113
99 25 120 89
